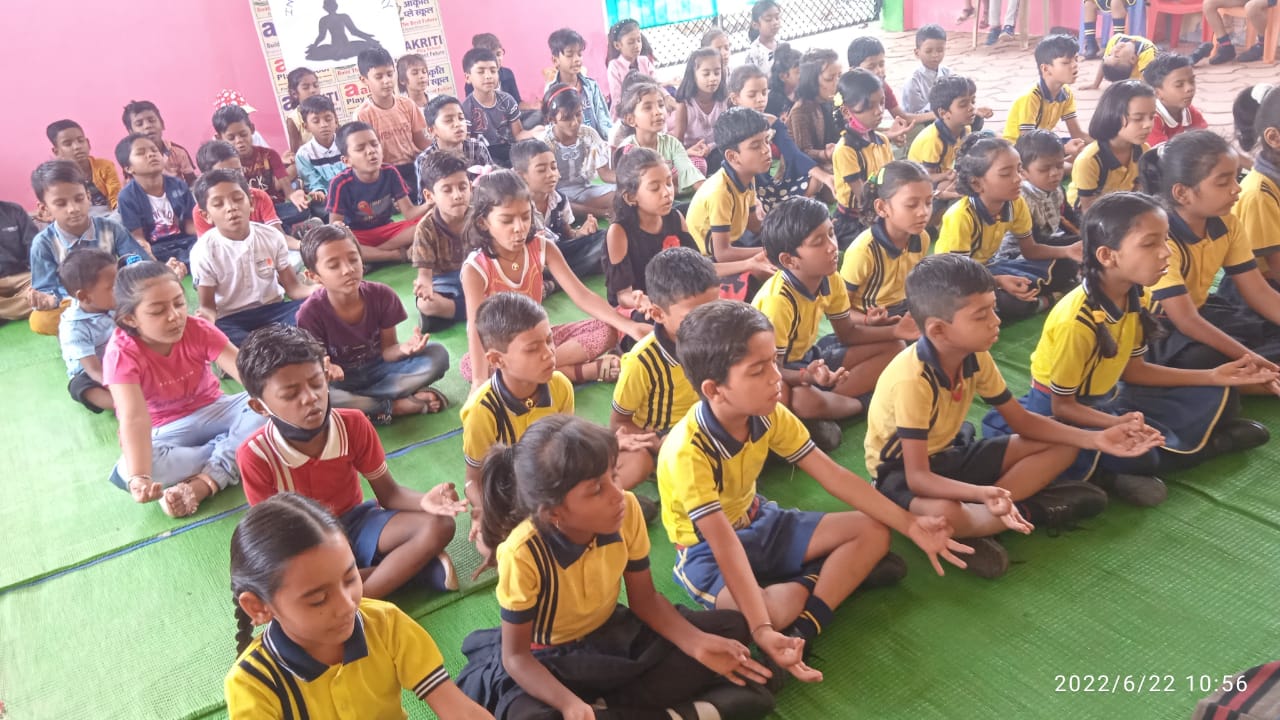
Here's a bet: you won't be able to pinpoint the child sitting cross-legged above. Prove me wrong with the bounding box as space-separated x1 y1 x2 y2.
864 254 1163 578
115 133 199 266
512 138 606 281
213 104 316 232
417 95 493 185
454 415 775 720
234 324 463 599
294 95 347 209
190 170 313 346
463 47 535 168
57 249 119 413
752 196 905 450
327 121 429 263
908 75 983 209
659 299 972 679
353 48 431 195
411 152 474 332
540 85 616 220
297 225 450 423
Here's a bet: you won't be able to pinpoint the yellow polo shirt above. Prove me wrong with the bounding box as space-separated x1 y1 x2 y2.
460 370 575 467
1030 283 1150 397
612 325 699 434
936 194 1033 264
840 220 928 312
1151 212 1256 309
752 269 853 364
1002 80 1078 141
1233 169 1280 279
1066 141 1146 208
686 165 758 258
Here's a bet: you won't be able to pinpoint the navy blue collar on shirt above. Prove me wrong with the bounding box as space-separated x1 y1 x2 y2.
1097 141 1142 172
493 370 553 415
871 219 923 258
915 337 980 390
1037 77 1068 103
969 195 1013 225
722 162 753 193
1253 155 1280 187
263 612 369 682
781 268 830 301
1168 211 1228 246
694 402 768 459
654 324 681 366
542 526 623 568
933 118 960 149
1081 278 1143 323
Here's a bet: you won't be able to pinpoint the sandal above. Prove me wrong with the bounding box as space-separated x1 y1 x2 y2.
956 5 975 23
567 354 621 384
412 387 450 414
159 474 218 518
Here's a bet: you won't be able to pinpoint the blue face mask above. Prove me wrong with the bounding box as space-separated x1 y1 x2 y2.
266 399 331 443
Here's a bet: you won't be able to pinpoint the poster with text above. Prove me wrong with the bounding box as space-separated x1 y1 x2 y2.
251 0 456 128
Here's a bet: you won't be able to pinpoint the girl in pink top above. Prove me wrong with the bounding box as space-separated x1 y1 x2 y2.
103 261 264 517
606 19 657 114
672 47 729 175
459 171 650 387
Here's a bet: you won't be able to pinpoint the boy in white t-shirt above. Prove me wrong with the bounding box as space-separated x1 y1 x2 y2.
190 169 313 345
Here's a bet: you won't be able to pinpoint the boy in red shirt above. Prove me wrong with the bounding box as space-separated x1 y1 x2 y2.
1143 53 1207 147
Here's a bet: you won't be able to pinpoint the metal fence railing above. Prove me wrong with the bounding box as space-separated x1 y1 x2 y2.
607 0 882 69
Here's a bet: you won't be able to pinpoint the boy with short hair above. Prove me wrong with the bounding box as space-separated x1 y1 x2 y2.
462 48 532 168
297 225 450 423
327 121 429 263
294 95 347 201
546 28 611 140
46 119 121 218
57 248 117 412
235 323 461 599
1085 32 1160 89
190 169 312 346
611 247 719 493
115 134 199 265
864 254 1161 577
193 140 283 236
847 36 936 135
1142 53 1208 147
752 196 904 448
411 151 473 332
212 104 312 230
687 108 775 265
353 48 431 197
465 33 527 106
416 95 493 193
460 292 575 559
121 100 196 184
908 75 981 194
511 138 605 280
902 25 953 115
0 198 38 323
29 160 152 335
658 299 969 675
995 130 1080 264
1002 35 1089 154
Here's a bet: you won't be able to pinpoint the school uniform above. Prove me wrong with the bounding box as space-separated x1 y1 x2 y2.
907 119 972 172
982 283 1235 481
1149 211 1280 367
1066 141 1146 209
685 164 761 300
460 370 575 468
658 402 822 608
864 338 1014 509
612 325 699 435
938 194 1078 321
832 129 893 248
840 219 927 316
752 269 852 377
1002 79 1079 141
225 598 451 719
1104 33 1157 79
455 493 763 719
1222 162 1280 306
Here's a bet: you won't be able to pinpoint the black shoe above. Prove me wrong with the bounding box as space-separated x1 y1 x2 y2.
1083 36 1101 59
1021 482 1109 532
1238 43 1265 62
1190 41 1215 64
803 419 843 452
1209 43 1237 65
962 536 1009 579
1211 418 1271 454
859 551 907 590
1093 472 1168 507
675 682 776 720
635 493 660 524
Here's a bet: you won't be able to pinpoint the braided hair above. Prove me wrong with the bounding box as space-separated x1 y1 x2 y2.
1079 192 1168 358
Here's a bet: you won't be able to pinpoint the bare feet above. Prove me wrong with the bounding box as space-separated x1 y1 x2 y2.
159 473 218 518
128 476 164 504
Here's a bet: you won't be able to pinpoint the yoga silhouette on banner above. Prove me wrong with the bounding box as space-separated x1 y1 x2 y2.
305 0 383 62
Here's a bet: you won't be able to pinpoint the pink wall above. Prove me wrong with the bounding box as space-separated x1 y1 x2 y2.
905 1 1079 36
437 0 610 106
0 0 610 207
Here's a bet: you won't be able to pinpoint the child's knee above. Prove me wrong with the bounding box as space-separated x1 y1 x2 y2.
416 512 457 546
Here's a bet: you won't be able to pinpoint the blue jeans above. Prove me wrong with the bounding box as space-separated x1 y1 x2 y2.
109 393 265 490
329 344 450 416
215 300 302 347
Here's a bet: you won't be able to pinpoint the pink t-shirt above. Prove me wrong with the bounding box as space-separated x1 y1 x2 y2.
103 315 228 427
354 96 427 167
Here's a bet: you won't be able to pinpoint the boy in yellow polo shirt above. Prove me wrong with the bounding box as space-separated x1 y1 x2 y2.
611 248 719 494
460 292 575 562
1085 33 1158 89
657 299 972 674
864 254 1161 577
908 75 981 194
751 197 904 450
1002 35 1089 157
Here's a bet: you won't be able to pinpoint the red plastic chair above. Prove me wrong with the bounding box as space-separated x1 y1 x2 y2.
1147 0 1206 46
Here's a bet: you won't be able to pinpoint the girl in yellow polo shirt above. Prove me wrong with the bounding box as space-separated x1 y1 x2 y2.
983 193 1275 508
455 415 775 720
1067 80 1154 213
1138 130 1280 370
831 68 900 248
226 493 491 720
1224 86 1280 307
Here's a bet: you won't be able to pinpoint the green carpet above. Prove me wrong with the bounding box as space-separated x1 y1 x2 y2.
2 264 1278 720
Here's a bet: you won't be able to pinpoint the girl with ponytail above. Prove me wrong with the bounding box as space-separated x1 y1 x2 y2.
456 414 775 720
982 192 1277 508
226 493 491 719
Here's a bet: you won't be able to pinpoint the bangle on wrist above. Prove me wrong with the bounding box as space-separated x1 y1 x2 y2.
751 622 774 638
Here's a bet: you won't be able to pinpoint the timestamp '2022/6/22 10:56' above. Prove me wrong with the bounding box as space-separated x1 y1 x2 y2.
1054 674 1249 694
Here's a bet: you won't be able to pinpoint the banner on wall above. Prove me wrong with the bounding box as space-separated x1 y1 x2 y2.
251 0 456 126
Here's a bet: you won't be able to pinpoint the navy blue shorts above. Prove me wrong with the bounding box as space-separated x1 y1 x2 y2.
784 334 849 390
673 496 824 608
339 501 399 567
874 434 1010 510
